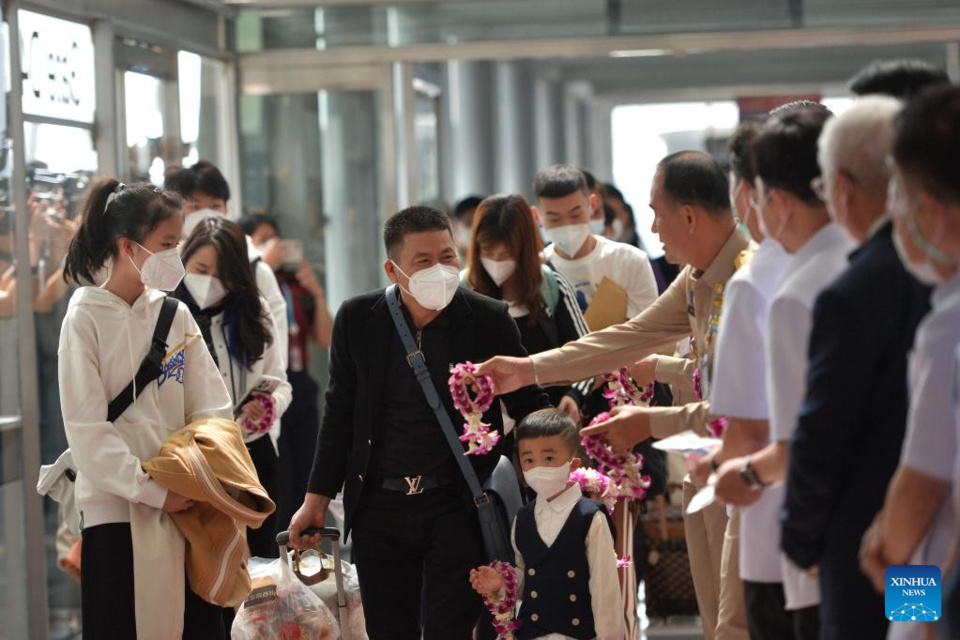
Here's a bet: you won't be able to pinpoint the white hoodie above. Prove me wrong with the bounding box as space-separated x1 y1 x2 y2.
58 286 233 528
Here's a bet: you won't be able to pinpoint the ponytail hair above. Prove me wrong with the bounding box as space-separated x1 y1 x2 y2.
64 178 182 285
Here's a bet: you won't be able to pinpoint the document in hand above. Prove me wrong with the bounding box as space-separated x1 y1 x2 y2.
234 375 284 417
653 430 722 457
583 276 628 331
685 483 717 515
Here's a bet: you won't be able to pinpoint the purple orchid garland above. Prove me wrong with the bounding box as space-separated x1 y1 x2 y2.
692 368 730 438
448 362 500 456
239 394 277 439
482 560 522 640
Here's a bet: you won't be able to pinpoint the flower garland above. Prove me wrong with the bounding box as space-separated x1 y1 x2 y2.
569 467 610 497
617 556 633 570
581 412 652 510
573 368 654 512
692 368 730 439
603 368 655 407
448 362 500 456
239 394 277 439
481 561 522 640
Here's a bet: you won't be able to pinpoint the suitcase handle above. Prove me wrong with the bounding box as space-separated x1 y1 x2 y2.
276 527 341 547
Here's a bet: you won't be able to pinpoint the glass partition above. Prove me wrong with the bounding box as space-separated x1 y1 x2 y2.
178 51 228 169
124 71 168 184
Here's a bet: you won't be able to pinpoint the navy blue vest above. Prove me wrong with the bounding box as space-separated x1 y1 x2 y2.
515 497 608 640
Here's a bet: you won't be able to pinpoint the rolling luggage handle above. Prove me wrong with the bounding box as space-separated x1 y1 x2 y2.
277 527 350 640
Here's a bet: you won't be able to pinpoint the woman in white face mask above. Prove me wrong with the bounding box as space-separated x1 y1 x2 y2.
462 194 594 425
174 217 293 559
58 179 237 637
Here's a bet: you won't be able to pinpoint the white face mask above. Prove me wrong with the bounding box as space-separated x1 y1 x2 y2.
184 273 227 309
131 243 186 291
182 208 223 240
612 219 626 239
757 197 790 247
392 261 460 311
480 257 517 286
589 219 606 236
544 223 591 257
892 226 945 286
523 462 572 499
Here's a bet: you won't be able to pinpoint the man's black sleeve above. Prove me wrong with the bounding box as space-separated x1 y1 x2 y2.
781 288 877 568
307 301 357 498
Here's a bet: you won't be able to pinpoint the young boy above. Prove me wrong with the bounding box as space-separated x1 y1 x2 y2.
470 408 625 640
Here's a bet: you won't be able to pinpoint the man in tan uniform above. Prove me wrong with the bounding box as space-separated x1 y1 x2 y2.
480 150 750 640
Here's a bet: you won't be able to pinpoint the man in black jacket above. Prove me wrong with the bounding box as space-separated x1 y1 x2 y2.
289 206 550 640
780 97 931 640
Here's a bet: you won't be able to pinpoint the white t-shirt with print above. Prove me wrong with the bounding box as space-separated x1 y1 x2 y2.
544 235 658 320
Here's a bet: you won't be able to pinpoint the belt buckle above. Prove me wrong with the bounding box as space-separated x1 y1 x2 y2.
406 350 425 368
404 475 424 496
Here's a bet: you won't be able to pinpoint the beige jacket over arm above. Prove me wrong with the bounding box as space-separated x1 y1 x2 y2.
532 230 751 438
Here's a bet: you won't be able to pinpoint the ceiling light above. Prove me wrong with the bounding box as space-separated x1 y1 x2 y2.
609 49 671 58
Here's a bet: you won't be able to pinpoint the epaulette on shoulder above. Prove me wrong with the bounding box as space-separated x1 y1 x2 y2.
734 247 757 271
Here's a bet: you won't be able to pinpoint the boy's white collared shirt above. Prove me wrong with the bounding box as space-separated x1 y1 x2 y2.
511 483 626 640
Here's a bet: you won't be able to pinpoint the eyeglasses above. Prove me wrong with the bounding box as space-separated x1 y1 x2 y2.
887 172 910 219
749 178 769 211
810 170 857 202
810 176 827 202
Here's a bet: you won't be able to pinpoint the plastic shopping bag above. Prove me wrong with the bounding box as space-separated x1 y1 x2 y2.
232 556 340 640
292 550 368 640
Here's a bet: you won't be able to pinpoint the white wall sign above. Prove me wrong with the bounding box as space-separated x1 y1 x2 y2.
18 10 95 124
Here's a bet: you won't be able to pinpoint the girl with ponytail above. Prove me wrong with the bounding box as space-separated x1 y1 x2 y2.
59 178 234 638
173 216 292 558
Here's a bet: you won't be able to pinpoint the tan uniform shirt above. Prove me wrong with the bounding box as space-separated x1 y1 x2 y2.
532 230 752 438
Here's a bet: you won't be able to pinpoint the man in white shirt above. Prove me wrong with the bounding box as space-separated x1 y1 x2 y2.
165 161 289 366
702 118 790 640
778 97 933 640
714 104 853 640
533 165 658 329
858 85 960 640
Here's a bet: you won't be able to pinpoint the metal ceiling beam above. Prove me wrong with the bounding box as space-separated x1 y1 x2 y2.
238 23 960 76
225 0 433 6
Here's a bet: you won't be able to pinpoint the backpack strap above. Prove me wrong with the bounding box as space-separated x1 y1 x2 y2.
106 297 179 423
539 265 560 316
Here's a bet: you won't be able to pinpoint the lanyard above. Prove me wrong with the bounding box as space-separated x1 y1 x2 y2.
280 281 299 334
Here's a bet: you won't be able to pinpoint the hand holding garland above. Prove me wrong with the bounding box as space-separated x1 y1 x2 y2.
448 362 500 456
239 392 277 439
470 562 522 640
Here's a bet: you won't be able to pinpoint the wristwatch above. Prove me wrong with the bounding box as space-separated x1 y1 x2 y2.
739 457 768 491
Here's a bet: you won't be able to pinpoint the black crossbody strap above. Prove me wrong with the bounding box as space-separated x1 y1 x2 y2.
385 285 485 500
107 297 179 423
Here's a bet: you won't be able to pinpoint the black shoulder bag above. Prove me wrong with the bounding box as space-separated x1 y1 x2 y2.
106 296 178 423
385 285 520 563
